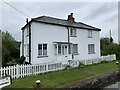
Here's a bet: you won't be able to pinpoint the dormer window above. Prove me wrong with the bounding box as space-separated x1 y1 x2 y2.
70 28 76 37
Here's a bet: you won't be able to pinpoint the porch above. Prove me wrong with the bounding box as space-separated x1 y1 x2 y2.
53 42 73 63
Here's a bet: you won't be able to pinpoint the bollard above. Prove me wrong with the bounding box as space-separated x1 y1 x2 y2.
116 61 118 65
33 80 41 90
36 80 40 86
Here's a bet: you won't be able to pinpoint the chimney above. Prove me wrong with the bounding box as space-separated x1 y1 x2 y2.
26 18 28 24
67 13 75 22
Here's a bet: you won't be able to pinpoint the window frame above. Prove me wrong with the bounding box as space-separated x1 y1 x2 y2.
26 28 29 37
70 28 77 37
72 44 78 55
38 44 48 57
88 44 95 54
88 30 92 38
26 44 29 56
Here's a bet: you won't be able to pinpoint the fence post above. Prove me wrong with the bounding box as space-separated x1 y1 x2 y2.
46 63 48 72
77 60 79 67
16 64 20 78
114 54 116 60
84 60 86 65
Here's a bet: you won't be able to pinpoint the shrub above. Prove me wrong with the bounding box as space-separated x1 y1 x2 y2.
64 65 72 70
100 60 108 63
78 61 85 68
18 55 26 64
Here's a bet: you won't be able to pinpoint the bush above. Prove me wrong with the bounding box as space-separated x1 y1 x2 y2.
78 61 85 68
64 65 72 70
17 55 25 64
100 60 108 63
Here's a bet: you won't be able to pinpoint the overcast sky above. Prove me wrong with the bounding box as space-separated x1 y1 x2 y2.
0 0 119 43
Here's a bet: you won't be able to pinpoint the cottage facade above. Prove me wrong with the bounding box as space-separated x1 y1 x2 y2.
20 13 101 64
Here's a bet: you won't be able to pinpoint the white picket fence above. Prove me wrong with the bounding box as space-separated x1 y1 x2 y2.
80 54 116 65
0 62 68 79
0 54 116 79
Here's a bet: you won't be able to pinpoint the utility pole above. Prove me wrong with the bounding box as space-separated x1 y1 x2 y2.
110 29 111 40
109 29 113 42
0 30 2 67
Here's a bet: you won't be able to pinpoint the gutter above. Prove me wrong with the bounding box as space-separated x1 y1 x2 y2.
67 27 71 54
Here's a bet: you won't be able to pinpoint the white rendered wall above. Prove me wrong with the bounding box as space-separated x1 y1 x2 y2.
31 22 68 64
70 28 100 60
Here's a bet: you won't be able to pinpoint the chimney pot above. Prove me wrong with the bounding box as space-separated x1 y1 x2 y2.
67 13 75 22
71 13 73 16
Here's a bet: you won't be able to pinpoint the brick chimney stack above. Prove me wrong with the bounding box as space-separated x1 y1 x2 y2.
67 13 75 22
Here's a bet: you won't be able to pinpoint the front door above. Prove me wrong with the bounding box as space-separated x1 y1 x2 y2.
57 44 68 63
62 45 67 56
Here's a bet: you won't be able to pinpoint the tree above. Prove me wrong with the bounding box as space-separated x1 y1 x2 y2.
2 31 20 66
100 37 120 60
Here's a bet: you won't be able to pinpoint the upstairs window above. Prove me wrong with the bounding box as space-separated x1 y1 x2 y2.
88 44 95 54
88 30 92 38
70 28 76 37
38 44 47 56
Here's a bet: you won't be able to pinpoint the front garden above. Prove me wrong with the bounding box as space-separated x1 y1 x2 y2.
3 60 118 89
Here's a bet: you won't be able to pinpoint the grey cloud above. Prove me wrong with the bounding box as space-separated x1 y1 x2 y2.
83 2 117 21
10 2 86 18
102 13 118 23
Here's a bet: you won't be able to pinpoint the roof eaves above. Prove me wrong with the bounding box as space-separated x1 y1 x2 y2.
33 20 101 31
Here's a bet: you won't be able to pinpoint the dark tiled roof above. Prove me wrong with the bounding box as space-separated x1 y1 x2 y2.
22 16 101 31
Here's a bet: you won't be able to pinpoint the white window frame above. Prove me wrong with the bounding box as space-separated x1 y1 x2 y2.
26 27 29 37
88 30 92 38
70 28 76 37
73 44 78 54
88 44 95 54
27 44 29 56
58 45 61 55
55 44 68 55
38 44 47 56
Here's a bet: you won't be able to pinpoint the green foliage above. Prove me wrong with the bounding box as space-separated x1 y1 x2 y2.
78 61 84 68
2 31 20 66
64 65 72 70
100 60 108 63
100 37 120 60
110 37 113 43
17 55 25 64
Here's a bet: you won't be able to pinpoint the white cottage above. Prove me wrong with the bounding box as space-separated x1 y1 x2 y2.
20 13 101 64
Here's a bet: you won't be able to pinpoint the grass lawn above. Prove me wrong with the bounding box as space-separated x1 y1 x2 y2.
3 60 118 88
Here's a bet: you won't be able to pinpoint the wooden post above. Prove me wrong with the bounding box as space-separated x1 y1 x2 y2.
46 63 48 72
16 64 20 78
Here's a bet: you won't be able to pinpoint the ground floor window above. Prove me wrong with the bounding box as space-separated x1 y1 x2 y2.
88 44 95 54
54 44 68 55
58 45 67 55
27 44 29 56
73 44 78 54
38 44 47 56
